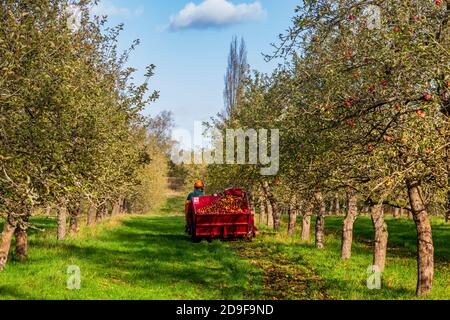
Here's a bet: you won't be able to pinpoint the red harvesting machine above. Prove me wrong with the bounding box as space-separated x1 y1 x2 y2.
185 188 257 242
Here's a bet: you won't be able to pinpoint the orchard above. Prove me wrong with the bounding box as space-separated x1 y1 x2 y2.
204 0 449 297
0 0 169 269
0 0 448 301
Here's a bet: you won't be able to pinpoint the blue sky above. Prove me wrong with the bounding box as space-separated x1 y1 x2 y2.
93 0 300 134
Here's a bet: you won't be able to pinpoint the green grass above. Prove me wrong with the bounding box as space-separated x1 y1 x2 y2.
0 197 448 300
253 215 450 300
0 197 261 300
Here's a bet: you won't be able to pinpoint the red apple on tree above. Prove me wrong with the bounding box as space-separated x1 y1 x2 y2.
416 110 426 118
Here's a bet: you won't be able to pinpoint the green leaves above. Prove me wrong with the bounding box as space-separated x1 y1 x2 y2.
0 0 163 217
205 0 448 215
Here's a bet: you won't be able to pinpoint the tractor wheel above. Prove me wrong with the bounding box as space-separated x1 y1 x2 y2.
191 227 201 243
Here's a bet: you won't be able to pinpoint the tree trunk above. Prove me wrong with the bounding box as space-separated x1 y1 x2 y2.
122 198 130 214
248 191 255 213
69 203 80 235
287 196 298 236
0 217 16 270
301 202 313 241
446 119 450 223
341 189 358 260
87 204 96 226
258 192 267 225
407 181 434 296
329 197 335 216
120 197 126 214
111 200 120 217
335 195 341 215
96 203 104 222
314 191 326 249
103 203 109 218
266 199 274 228
14 215 29 261
271 199 281 230
57 206 67 241
45 206 52 217
14 228 28 261
393 207 400 219
361 205 369 216
370 204 388 272
262 182 281 231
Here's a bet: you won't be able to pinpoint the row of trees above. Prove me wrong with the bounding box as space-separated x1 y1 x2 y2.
205 0 449 296
0 1 169 270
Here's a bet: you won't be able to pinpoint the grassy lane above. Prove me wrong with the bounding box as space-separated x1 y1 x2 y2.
249 216 450 300
1 197 448 300
0 198 262 300
231 240 329 300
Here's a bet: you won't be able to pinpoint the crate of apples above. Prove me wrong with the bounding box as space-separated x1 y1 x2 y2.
197 196 246 215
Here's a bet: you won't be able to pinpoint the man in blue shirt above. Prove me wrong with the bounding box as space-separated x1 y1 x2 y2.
187 180 205 201
185 180 205 235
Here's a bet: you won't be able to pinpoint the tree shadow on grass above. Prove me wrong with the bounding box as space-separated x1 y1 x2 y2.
0 285 36 300
265 240 419 300
33 215 254 299
1 217 56 238
325 217 450 263
318 278 414 300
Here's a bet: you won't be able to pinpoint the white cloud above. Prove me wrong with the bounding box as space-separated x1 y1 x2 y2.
90 0 143 18
169 0 266 30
